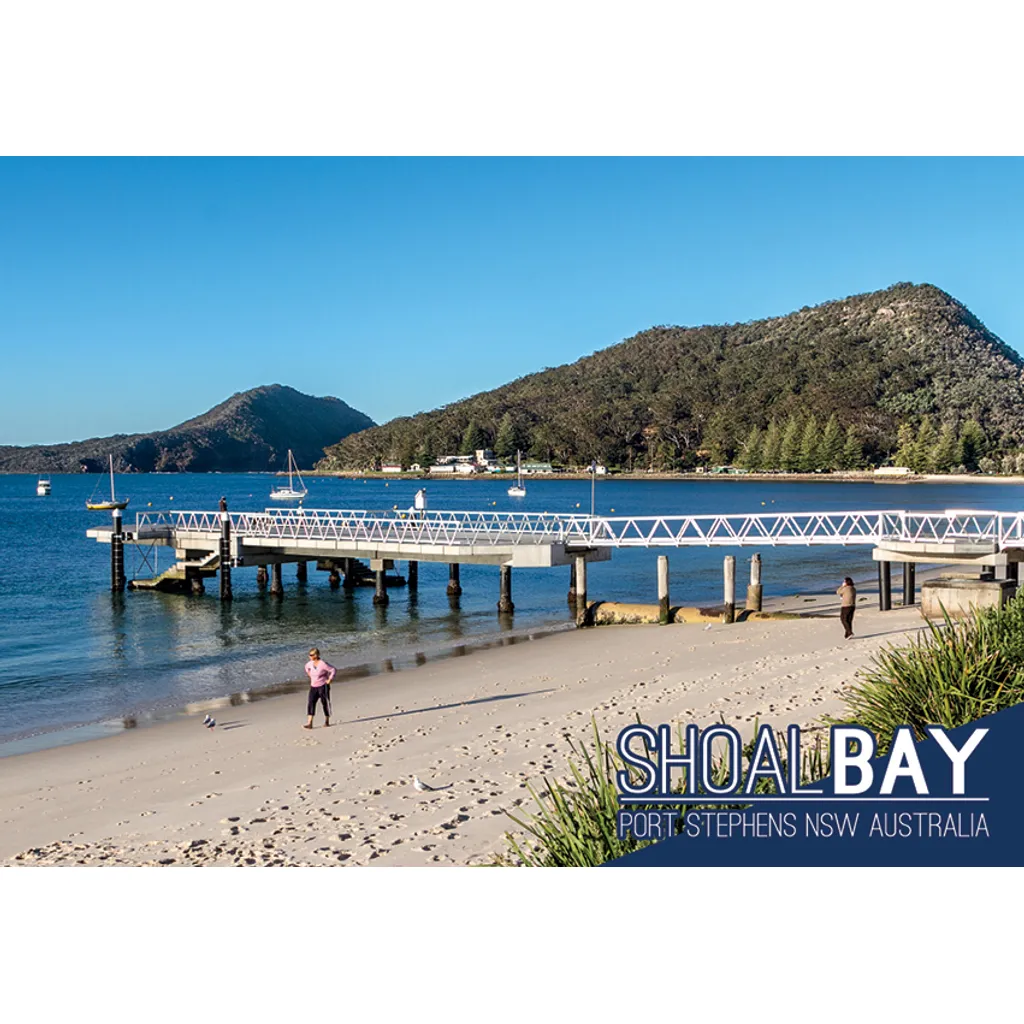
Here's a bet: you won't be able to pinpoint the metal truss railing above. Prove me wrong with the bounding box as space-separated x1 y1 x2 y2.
131 507 1024 550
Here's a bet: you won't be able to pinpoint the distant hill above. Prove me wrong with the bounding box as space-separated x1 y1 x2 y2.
317 283 1024 473
0 385 375 473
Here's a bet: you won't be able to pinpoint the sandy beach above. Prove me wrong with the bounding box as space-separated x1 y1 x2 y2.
1 585 930 866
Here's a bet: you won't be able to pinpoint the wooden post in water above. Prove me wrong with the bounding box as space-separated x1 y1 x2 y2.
256 565 268 590
408 560 419 592
296 560 308 583
746 553 762 611
343 558 358 591
902 562 915 606
270 562 283 597
111 508 126 593
575 554 588 626
723 555 736 623
567 562 577 607
498 565 514 614
657 555 670 624
373 569 389 606
878 561 892 611
219 498 232 602
447 563 462 597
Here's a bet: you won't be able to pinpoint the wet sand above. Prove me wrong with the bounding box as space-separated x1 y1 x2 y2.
1 588 928 866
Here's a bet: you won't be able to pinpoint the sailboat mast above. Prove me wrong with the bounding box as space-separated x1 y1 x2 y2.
109 454 115 501
288 450 294 490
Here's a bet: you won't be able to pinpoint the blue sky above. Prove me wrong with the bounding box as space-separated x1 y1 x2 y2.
2 157 1022 445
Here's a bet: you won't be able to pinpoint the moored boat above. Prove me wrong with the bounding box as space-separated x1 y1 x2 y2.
86 455 130 511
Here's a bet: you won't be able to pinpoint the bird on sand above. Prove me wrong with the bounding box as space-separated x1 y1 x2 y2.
203 714 216 729
413 775 451 792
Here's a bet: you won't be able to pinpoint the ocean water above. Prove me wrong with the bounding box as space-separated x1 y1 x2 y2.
2 472 1023 751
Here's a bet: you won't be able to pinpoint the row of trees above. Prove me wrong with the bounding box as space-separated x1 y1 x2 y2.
733 414 864 472
892 417 989 473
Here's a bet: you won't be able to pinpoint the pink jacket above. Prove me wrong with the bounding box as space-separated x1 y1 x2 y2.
305 659 336 687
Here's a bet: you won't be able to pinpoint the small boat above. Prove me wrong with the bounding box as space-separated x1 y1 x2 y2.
86 455 130 511
507 450 527 498
36 478 51 496
270 449 308 500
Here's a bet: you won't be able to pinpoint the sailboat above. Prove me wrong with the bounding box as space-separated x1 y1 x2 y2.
270 449 308 500
507 450 527 497
86 455 130 511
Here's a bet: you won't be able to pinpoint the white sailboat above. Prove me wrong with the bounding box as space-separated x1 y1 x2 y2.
86 455 129 511
270 449 308 500
36 478 51 496
507 450 527 497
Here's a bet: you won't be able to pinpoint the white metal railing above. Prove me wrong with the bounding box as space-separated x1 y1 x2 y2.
131 507 1024 550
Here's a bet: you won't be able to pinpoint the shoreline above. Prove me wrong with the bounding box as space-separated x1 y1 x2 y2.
1 579 930 866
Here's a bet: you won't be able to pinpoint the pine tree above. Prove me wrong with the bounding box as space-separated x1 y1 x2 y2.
959 419 987 472
780 414 802 472
841 427 863 470
761 420 782 471
738 425 763 470
931 424 959 474
799 415 821 472
819 414 843 470
894 423 916 468
912 416 936 473
415 434 436 468
494 413 518 459
461 420 486 455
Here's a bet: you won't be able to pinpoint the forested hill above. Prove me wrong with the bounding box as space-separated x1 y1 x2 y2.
318 283 1024 473
0 385 375 473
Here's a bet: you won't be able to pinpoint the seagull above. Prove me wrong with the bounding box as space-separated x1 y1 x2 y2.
413 775 451 792
204 715 216 729
703 624 713 631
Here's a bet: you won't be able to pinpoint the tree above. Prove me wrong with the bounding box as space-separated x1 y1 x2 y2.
911 416 936 473
799 415 821 472
840 427 863 470
894 423 916 468
959 419 987 472
461 420 487 455
737 425 763 470
761 420 782 471
780 414 802 472
494 413 520 459
704 409 734 465
415 434 436 468
931 424 959 474
819 414 843 470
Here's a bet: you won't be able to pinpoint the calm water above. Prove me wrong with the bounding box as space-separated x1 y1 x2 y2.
2 473 1023 750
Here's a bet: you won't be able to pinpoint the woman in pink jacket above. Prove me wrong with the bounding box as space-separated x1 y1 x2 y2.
304 647 336 729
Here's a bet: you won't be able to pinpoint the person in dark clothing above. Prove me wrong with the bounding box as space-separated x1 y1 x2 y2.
837 577 856 638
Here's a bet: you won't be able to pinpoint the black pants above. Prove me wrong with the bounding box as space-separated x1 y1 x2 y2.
307 684 331 718
840 606 855 637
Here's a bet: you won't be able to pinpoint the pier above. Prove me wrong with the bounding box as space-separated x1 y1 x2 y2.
87 506 1024 617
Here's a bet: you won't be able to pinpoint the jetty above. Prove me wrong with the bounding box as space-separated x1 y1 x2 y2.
87 505 1024 620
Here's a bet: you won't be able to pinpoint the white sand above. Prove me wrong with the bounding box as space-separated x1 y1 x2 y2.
1 591 927 866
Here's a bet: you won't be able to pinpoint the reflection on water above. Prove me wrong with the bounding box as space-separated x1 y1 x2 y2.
3 471 1024 749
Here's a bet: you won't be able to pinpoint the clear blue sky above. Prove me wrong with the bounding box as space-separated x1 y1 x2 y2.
2 157 1022 445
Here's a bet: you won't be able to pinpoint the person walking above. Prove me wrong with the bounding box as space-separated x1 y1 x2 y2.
837 577 857 638
304 647 336 728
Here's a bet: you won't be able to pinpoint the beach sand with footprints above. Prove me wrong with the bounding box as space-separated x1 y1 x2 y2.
1 588 929 867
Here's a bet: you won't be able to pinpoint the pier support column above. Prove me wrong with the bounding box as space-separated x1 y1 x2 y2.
219 500 232 602
373 569 389 606
447 563 462 597
407 560 418 592
1008 562 1020 584
343 558 358 591
574 555 588 626
657 555 670 624
902 562 916 606
270 563 283 597
723 555 736 623
296 561 307 583
188 570 205 595
328 565 341 589
498 565 514 614
256 565 268 590
746 553 762 612
111 509 126 593
567 562 577 607
878 561 892 611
